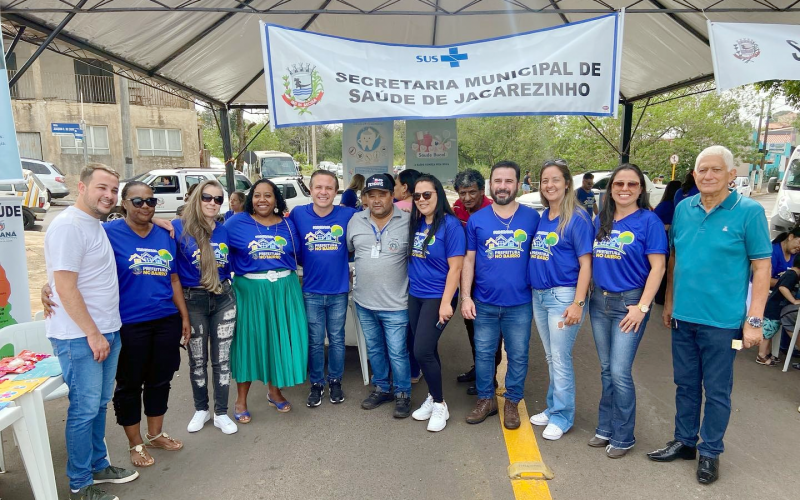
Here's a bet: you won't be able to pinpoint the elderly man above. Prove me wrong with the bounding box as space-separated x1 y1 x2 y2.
651 146 771 485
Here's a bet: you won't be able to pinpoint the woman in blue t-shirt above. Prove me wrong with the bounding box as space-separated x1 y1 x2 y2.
225 179 307 419
406 174 466 432
340 174 364 209
223 190 245 221
173 180 239 434
588 164 668 458
769 228 800 287
528 159 595 441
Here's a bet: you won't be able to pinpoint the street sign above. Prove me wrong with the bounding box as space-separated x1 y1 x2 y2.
669 154 679 165
51 122 83 139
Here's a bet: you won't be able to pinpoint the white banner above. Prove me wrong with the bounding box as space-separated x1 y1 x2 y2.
261 14 623 129
709 21 800 92
0 29 24 183
0 198 31 328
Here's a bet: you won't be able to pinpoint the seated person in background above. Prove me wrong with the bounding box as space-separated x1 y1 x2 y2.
759 254 800 366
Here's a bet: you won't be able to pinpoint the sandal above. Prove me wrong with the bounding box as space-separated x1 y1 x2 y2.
129 444 154 468
144 431 183 451
268 396 292 413
234 409 251 424
756 355 779 366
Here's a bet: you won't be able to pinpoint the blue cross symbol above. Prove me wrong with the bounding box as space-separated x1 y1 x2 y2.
440 47 468 68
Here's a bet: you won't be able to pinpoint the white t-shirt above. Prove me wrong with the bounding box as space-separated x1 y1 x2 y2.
44 206 121 339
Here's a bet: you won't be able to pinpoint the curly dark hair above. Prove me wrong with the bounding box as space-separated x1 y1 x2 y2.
453 169 485 192
244 178 287 215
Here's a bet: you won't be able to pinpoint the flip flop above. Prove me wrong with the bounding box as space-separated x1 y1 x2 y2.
129 444 155 468
234 409 251 423
144 432 183 451
268 396 292 413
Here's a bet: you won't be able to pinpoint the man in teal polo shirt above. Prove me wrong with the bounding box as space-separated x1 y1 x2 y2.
650 146 771 485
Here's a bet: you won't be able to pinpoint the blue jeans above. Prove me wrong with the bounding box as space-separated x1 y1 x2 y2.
473 301 533 403
355 304 411 396
50 332 121 490
671 319 739 459
532 287 586 432
304 292 348 385
589 288 650 449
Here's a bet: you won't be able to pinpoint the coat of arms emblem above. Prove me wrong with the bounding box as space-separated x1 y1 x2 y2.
282 63 324 115
733 38 760 63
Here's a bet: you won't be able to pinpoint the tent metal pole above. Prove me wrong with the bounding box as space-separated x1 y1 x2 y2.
619 101 633 164
4 25 26 62
8 0 87 87
219 107 236 195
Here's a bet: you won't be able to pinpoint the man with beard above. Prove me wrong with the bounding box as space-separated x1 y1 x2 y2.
347 174 413 418
461 161 540 429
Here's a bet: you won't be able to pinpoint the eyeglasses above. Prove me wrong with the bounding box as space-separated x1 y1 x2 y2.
612 181 641 189
412 191 434 201
126 197 158 208
201 193 225 205
543 159 568 168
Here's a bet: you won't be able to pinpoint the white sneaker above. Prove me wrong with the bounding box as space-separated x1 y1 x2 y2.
187 410 210 432
214 414 238 435
530 411 549 426
412 393 435 421
427 402 449 432
542 423 564 440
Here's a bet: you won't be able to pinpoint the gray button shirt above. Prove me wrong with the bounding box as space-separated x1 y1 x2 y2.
347 207 410 311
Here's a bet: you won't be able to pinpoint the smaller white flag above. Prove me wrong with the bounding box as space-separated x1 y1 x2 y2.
709 21 800 92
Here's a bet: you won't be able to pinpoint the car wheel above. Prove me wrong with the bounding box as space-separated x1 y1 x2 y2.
104 208 125 222
22 208 35 230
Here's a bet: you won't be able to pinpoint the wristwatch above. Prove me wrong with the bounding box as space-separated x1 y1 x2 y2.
746 316 763 328
637 303 650 314
573 299 585 307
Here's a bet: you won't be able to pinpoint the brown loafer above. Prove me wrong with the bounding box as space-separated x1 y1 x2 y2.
466 398 498 424
606 446 630 459
503 399 520 429
588 436 610 448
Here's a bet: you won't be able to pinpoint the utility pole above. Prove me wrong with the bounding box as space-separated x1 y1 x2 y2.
311 125 317 168
119 77 134 178
80 90 88 167
759 98 773 192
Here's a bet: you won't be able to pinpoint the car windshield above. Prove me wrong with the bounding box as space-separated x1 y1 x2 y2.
260 157 297 178
785 160 800 191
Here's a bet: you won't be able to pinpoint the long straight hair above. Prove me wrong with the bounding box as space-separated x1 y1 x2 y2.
181 179 225 293
407 174 455 256
539 161 586 236
596 163 650 242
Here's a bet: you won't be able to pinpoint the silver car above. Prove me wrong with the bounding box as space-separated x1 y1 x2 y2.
21 158 70 199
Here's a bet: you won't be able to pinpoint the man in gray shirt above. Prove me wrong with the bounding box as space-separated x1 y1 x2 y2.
347 174 412 418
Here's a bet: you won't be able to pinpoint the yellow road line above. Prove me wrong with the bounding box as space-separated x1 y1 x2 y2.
497 395 553 500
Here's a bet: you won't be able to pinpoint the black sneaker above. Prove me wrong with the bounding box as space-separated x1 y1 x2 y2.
394 392 411 418
457 366 476 383
361 389 393 410
70 485 119 500
307 383 325 407
329 379 345 404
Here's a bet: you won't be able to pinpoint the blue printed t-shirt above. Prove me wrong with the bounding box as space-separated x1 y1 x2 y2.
224 212 300 275
467 204 540 307
288 204 358 294
575 188 596 214
770 242 793 279
592 209 668 292
529 208 595 289
409 214 466 299
653 199 675 227
340 189 358 209
103 219 177 324
172 219 231 287
670 191 771 329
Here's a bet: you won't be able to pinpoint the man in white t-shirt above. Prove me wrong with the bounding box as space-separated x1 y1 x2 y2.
45 164 138 500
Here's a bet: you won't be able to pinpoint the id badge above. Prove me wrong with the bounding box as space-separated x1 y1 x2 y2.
371 244 380 258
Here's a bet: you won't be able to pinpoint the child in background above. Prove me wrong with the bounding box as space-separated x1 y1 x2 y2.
760 253 800 366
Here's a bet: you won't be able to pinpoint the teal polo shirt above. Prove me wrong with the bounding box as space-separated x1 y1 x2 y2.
670 190 771 329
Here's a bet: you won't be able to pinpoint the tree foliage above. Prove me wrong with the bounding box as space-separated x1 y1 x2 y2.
755 81 800 108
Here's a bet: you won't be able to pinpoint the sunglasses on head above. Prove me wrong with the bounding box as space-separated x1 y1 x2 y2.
412 191 434 201
543 159 568 168
612 181 641 189
126 197 158 208
201 193 225 205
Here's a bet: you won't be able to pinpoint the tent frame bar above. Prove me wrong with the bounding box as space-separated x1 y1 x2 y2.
4 24 25 62
2 7 799 14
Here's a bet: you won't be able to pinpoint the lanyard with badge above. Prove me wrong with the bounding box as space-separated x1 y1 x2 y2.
371 220 391 258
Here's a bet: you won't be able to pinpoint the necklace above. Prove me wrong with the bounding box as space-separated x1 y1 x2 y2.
492 205 517 231
252 213 280 236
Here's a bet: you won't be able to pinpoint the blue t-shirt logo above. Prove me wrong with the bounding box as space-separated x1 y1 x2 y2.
593 230 636 258
412 230 435 258
190 242 230 269
304 224 344 251
128 248 173 276
530 231 560 260
248 235 287 259
484 229 527 259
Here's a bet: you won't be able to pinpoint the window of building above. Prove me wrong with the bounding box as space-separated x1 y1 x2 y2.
74 59 116 104
137 128 183 157
59 125 110 155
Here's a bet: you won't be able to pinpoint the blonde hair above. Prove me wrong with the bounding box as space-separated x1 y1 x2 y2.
347 174 365 191
540 162 587 236
181 180 225 293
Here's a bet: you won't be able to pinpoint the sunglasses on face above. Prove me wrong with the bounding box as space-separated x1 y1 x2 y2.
413 191 434 201
543 158 568 168
612 181 641 189
126 197 158 208
201 193 225 205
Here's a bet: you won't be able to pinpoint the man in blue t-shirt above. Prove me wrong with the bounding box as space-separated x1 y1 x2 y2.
289 170 358 408
652 146 771 485
461 160 540 430
575 172 598 217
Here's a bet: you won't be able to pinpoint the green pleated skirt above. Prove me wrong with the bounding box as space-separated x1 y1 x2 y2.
231 271 308 387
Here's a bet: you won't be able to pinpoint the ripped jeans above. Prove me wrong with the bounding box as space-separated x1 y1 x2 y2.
184 281 237 415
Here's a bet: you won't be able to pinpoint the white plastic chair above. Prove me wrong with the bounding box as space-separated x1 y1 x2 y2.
783 312 800 372
346 297 371 386
33 311 45 321
0 404 44 497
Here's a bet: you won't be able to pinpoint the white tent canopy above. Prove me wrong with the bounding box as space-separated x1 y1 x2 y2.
2 0 799 108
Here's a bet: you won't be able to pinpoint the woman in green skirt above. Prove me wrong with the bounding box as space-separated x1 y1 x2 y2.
224 179 307 420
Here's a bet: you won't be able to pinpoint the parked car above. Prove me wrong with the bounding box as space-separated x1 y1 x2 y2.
518 170 663 213
0 169 50 229
734 176 752 197
20 158 69 200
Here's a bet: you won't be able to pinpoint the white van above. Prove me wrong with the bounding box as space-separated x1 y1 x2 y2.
251 151 301 181
771 147 800 237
